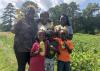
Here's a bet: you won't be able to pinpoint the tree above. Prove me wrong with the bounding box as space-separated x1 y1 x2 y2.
1 3 16 31
49 5 63 22
83 3 100 17
48 2 100 34
68 2 80 18
48 2 79 22
49 3 69 22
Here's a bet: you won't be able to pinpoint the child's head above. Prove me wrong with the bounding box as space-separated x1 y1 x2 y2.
46 30 54 40
59 32 67 41
37 30 46 41
59 26 68 40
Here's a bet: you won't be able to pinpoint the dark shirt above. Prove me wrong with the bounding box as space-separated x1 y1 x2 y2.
12 18 38 52
45 38 59 59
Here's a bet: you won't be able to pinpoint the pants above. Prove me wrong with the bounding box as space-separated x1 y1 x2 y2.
14 50 30 71
45 58 54 71
57 60 71 71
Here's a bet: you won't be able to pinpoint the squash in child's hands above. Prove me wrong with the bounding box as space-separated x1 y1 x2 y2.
40 41 45 56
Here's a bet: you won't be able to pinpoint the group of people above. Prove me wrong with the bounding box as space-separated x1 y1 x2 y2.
11 6 74 71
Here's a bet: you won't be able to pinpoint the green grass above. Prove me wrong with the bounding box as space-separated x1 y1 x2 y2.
71 33 100 71
0 32 17 71
0 32 100 71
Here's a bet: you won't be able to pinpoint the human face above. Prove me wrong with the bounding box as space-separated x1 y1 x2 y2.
26 7 35 19
60 15 67 26
38 32 45 41
59 31 67 41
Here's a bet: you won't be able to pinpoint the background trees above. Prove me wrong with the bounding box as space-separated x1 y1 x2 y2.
48 2 100 34
0 1 100 34
0 1 39 32
48 2 79 22
0 3 16 31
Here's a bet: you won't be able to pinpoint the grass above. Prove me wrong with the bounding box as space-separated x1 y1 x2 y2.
0 32 17 71
0 32 100 71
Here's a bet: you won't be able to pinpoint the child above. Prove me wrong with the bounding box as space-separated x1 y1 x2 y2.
55 27 74 71
29 30 45 71
45 30 59 71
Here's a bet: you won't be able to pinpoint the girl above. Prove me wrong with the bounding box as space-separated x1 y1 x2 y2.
29 30 45 71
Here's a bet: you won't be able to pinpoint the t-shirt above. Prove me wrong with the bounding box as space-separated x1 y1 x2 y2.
67 26 73 34
38 22 53 32
12 19 38 52
45 39 59 59
55 38 74 62
54 25 73 35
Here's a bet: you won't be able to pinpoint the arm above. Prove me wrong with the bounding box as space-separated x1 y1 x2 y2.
67 26 73 40
30 42 40 57
11 24 17 34
30 51 39 57
67 34 73 40
64 40 74 54
11 20 22 34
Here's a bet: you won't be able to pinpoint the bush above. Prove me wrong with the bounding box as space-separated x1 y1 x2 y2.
71 33 100 71
0 33 100 71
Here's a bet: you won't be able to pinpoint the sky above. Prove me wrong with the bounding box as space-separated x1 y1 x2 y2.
0 0 100 16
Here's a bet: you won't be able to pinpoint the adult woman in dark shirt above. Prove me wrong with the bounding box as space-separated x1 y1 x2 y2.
11 6 38 71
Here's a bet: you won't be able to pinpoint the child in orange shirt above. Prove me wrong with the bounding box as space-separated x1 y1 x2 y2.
55 29 74 71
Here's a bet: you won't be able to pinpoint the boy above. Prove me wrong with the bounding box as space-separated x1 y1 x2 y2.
55 27 74 71
45 30 59 71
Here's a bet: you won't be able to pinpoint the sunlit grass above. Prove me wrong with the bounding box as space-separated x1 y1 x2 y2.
0 32 100 71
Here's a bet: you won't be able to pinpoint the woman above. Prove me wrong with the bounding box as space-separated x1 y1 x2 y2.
11 6 38 71
60 14 73 40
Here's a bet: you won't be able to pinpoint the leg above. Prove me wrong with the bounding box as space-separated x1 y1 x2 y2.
50 59 54 71
14 51 30 71
45 58 54 71
57 60 64 71
45 58 50 71
64 61 71 71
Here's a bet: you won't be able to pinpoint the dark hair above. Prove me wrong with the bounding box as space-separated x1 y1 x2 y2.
40 12 49 19
60 14 70 26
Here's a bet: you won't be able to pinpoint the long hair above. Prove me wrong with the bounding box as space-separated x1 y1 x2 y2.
60 14 70 26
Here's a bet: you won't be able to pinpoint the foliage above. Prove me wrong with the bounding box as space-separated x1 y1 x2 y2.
48 2 100 34
48 2 79 22
71 33 100 71
1 3 16 31
73 16 100 34
0 32 100 71
82 3 100 17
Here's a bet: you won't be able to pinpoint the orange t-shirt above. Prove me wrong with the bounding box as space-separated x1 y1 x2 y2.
55 38 74 62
